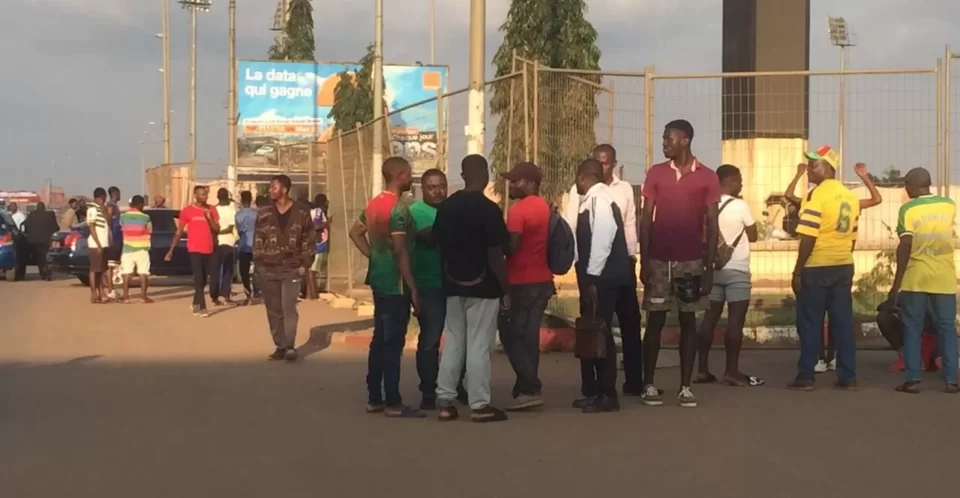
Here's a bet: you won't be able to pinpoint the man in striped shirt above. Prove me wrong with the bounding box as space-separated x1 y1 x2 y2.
119 195 153 303
86 188 110 303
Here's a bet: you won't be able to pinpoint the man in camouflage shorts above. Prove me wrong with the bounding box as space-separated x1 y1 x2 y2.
639 120 720 408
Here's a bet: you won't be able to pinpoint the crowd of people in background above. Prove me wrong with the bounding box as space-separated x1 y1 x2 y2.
2 118 957 417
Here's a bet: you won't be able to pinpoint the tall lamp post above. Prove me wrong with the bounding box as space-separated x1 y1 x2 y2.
159 0 172 166
227 0 237 196
180 0 212 183
371 0 384 197
828 16 856 182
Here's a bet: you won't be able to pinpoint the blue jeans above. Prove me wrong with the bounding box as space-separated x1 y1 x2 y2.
900 292 958 385
796 265 856 382
367 292 411 406
415 288 446 401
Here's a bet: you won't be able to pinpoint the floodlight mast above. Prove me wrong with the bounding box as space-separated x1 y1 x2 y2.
828 16 856 181
180 0 212 181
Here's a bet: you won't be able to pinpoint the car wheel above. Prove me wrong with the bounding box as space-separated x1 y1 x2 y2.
77 275 90 286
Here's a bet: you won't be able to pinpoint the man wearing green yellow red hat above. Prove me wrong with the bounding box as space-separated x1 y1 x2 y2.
787 145 862 392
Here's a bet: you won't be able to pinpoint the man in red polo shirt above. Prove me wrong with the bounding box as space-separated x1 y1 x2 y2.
639 119 720 408
499 162 555 412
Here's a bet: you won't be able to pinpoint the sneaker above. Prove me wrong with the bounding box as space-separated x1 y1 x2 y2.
835 379 858 390
814 360 828 373
191 305 202 316
640 384 663 406
827 359 837 371
284 348 299 362
419 398 438 411
945 383 960 394
212 298 225 307
470 405 508 423
267 348 286 361
787 378 815 391
506 394 544 412
678 386 698 408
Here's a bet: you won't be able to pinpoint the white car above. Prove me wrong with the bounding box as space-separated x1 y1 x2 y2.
255 145 275 157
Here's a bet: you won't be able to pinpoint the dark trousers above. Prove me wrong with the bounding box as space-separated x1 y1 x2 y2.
210 245 234 300
237 251 257 297
367 292 411 406
796 265 856 382
261 273 301 350
189 252 215 309
499 281 555 397
580 285 628 398
13 238 28 280
579 283 642 396
900 292 958 385
416 288 446 401
32 242 49 278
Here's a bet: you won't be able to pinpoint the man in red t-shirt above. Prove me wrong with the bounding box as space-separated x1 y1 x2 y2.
165 185 220 316
499 162 555 411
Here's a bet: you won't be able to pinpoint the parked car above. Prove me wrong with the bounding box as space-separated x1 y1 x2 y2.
255 145 275 157
0 219 37 278
47 208 192 285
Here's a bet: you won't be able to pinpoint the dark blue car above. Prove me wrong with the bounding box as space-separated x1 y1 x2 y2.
47 208 192 285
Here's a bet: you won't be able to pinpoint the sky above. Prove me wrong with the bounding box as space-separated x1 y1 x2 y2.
2 0 959 196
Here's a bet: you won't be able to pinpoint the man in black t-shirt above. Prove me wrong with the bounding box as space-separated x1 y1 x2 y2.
432 155 509 423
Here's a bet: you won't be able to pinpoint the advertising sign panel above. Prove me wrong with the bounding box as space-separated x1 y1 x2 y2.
237 61 448 176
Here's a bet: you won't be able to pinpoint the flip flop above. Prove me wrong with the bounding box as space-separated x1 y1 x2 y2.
725 375 765 387
365 403 385 414
384 406 426 419
694 373 718 384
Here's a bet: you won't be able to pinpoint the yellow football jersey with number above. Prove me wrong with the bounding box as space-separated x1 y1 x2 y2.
796 179 860 267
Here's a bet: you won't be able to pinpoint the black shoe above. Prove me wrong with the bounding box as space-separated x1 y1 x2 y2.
572 396 596 409
268 348 286 361
622 385 645 397
582 396 620 413
835 379 858 390
284 348 299 362
420 398 438 411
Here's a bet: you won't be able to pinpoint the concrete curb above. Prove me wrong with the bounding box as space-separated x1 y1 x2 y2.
328 322 888 353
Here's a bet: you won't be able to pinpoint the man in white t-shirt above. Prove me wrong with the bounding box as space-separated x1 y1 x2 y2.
211 188 238 305
694 164 762 387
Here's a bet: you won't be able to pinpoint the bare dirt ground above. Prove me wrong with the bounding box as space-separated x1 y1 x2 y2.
1 275 957 498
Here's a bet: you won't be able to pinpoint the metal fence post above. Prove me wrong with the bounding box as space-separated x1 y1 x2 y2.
307 140 314 199
336 133 353 294
946 45 953 196
644 65 654 170
522 62 531 162
533 59 540 166
937 57 943 195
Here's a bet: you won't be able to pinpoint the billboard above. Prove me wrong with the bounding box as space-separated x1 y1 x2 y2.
237 60 448 177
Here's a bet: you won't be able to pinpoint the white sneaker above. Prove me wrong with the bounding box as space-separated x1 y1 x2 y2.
640 384 663 406
678 386 698 408
827 359 837 371
814 360 828 373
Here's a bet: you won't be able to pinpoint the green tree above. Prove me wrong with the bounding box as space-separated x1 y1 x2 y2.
867 166 904 186
268 0 315 61
489 0 602 201
327 44 387 135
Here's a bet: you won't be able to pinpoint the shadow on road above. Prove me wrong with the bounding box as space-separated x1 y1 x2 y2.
299 318 375 358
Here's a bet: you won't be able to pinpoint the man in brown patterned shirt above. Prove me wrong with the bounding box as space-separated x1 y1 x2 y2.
253 174 316 362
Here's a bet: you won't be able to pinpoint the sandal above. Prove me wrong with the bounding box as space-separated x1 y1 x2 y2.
142 297 154 304
470 405 508 423
365 403 385 414
384 405 426 419
724 375 765 387
895 381 921 394
694 373 718 384
438 405 459 422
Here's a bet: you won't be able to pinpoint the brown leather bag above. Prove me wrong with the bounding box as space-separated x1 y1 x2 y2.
574 299 607 360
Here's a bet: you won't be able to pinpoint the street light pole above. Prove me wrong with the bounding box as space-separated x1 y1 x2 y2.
467 0 485 156
227 0 237 196
371 0 384 197
161 0 172 166
181 1 212 183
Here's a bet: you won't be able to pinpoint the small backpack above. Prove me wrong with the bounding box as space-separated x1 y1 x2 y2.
546 210 575 275
714 198 746 270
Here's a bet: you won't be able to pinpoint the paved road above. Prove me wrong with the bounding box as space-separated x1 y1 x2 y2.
1 276 957 498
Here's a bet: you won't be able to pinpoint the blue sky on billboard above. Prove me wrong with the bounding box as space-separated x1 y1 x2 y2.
1 0 959 194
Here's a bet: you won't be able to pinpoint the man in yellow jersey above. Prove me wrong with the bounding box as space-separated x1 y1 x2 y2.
788 145 861 391
888 168 959 394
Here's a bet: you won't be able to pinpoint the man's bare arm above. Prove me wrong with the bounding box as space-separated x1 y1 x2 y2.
349 220 370 258
784 163 806 205
390 233 417 294
504 232 521 257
